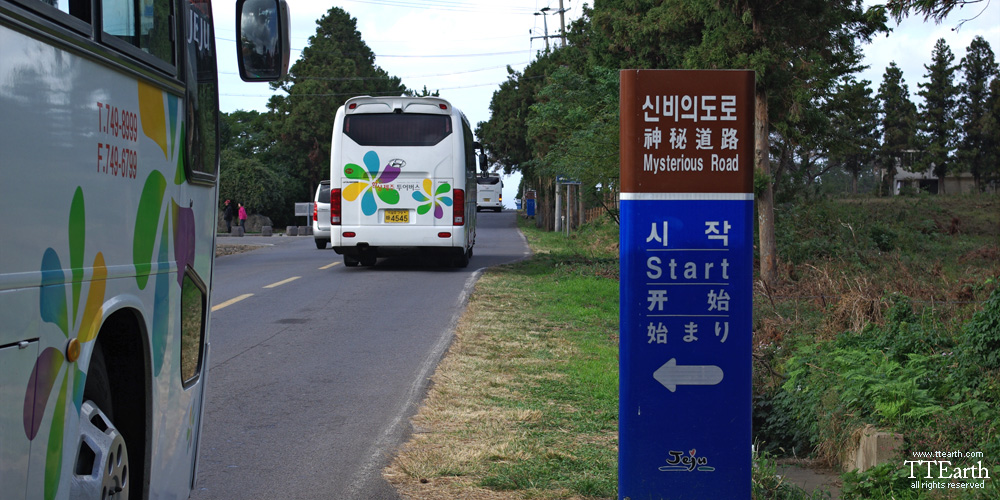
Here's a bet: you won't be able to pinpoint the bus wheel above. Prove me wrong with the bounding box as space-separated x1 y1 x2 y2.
72 348 131 500
344 255 360 267
451 248 470 268
360 254 377 267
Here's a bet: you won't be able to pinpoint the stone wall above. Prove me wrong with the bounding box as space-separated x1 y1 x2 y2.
218 213 273 233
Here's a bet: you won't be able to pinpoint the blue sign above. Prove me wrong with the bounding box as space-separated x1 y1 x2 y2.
619 69 755 499
619 195 753 498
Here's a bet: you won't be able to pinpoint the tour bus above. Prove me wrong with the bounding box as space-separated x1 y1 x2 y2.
328 96 481 267
476 175 503 212
0 1 287 499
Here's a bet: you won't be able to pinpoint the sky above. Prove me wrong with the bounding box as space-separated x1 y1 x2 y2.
212 1 1000 208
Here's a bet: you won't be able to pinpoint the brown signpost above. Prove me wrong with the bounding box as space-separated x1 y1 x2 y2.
618 69 755 498
620 70 754 194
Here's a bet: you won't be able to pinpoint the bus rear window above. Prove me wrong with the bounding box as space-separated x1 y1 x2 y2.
344 114 452 147
477 177 501 185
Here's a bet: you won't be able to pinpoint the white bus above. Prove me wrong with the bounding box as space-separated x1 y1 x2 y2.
0 1 287 499
476 175 503 212
328 96 480 267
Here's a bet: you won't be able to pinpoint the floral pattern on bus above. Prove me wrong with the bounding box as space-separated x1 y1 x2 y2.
24 187 106 500
413 179 453 219
22 81 196 500
343 150 402 216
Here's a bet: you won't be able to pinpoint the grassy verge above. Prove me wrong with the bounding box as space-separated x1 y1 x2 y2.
384 216 620 499
385 194 1000 499
754 195 1000 500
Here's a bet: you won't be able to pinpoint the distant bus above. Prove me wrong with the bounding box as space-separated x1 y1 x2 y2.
327 96 479 267
476 175 503 212
0 1 287 499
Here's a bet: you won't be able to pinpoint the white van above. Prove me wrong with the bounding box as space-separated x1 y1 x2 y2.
313 180 331 249
329 96 479 267
477 175 503 211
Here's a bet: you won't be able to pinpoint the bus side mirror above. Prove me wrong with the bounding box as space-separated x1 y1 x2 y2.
479 153 488 173
236 0 291 82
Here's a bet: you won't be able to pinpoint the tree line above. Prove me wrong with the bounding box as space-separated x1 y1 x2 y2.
476 0 998 287
218 1 997 288
219 7 410 228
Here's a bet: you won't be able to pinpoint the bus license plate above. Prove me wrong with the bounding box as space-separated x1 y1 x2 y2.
385 210 409 223
484 198 491 202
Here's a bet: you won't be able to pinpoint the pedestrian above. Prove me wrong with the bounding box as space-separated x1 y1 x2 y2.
223 199 235 233
238 202 248 230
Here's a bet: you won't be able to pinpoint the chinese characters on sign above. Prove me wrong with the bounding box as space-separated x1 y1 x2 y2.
619 70 754 499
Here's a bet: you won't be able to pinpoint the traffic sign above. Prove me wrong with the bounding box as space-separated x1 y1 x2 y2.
619 70 755 499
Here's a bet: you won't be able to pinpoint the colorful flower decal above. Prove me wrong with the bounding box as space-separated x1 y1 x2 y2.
343 151 401 215
21 82 195 500
413 179 452 219
24 187 106 500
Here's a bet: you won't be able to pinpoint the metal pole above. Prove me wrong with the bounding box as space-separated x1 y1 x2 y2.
542 13 550 52
554 181 562 232
558 0 567 47
565 183 571 236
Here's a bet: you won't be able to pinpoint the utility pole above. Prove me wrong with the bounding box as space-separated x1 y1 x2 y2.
532 7 551 52
558 0 567 47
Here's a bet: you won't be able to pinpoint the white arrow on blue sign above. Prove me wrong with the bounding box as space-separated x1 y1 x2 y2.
652 358 724 393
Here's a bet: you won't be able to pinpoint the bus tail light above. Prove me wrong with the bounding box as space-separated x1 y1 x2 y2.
330 188 342 225
452 189 464 226
313 202 318 222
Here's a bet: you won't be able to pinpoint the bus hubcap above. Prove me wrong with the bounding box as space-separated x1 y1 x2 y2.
71 401 130 500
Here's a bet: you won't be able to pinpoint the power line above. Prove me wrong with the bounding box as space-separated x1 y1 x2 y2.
220 80 507 99
217 36 525 59
377 50 526 58
219 62 528 81
339 0 536 14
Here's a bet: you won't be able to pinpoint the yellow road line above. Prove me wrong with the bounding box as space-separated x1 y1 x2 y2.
320 262 341 270
211 293 254 312
264 276 301 289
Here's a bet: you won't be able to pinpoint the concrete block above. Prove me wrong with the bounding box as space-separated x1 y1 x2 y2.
261 226 273 236
233 226 244 237
286 226 297 236
842 425 903 472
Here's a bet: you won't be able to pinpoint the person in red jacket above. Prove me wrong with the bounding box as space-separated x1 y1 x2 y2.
238 202 248 229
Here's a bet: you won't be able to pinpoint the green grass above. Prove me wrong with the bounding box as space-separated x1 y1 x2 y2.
384 216 620 499
384 194 1000 500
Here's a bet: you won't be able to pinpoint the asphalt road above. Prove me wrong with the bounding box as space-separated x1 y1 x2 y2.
190 211 529 499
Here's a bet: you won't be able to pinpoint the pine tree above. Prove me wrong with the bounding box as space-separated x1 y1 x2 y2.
885 0 989 22
916 38 959 193
590 0 890 286
981 78 1000 189
828 77 879 194
958 36 999 191
267 8 405 195
877 62 919 194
